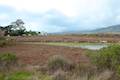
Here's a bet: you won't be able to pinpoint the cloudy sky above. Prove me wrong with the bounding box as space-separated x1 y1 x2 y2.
0 0 120 33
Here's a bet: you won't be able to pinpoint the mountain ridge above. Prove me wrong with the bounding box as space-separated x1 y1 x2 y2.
92 24 120 33
49 24 120 34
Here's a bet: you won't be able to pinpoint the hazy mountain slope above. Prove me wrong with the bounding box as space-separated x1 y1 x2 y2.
92 25 120 33
49 24 120 34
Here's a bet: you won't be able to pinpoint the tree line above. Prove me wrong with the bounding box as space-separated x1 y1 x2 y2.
0 19 40 36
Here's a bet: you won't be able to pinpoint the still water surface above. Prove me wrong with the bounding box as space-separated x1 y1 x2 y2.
78 44 108 50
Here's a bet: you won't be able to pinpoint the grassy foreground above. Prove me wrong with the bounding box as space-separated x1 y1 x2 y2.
1 45 120 80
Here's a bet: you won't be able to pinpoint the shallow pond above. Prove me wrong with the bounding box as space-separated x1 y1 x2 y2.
78 44 108 50
42 42 108 50
22 42 108 50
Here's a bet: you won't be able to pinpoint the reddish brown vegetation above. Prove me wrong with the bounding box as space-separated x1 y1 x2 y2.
10 35 120 43
0 44 89 65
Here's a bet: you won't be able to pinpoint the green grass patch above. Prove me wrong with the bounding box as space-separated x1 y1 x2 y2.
0 73 5 80
0 71 32 80
6 71 32 80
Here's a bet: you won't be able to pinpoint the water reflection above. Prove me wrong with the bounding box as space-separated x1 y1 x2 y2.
79 44 108 50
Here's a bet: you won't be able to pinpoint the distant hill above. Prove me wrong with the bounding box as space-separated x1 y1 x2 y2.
92 24 120 34
49 24 120 35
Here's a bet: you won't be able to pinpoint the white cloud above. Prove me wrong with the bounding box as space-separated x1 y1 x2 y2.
115 15 120 23
25 22 40 31
0 0 118 32
0 13 9 20
0 0 110 18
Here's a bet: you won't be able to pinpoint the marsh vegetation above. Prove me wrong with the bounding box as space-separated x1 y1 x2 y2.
0 35 120 80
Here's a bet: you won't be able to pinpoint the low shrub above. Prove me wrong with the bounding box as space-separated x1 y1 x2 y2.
0 37 5 40
37 73 53 80
47 55 74 72
75 63 96 76
93 45 120 70
52 70 67 80
0 37 6 47
0 41 6 47
87 44 120 79
0 53 17 71
0 37 15 47
0 73 5 80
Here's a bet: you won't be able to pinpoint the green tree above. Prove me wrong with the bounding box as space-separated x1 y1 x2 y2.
10 19 26 36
